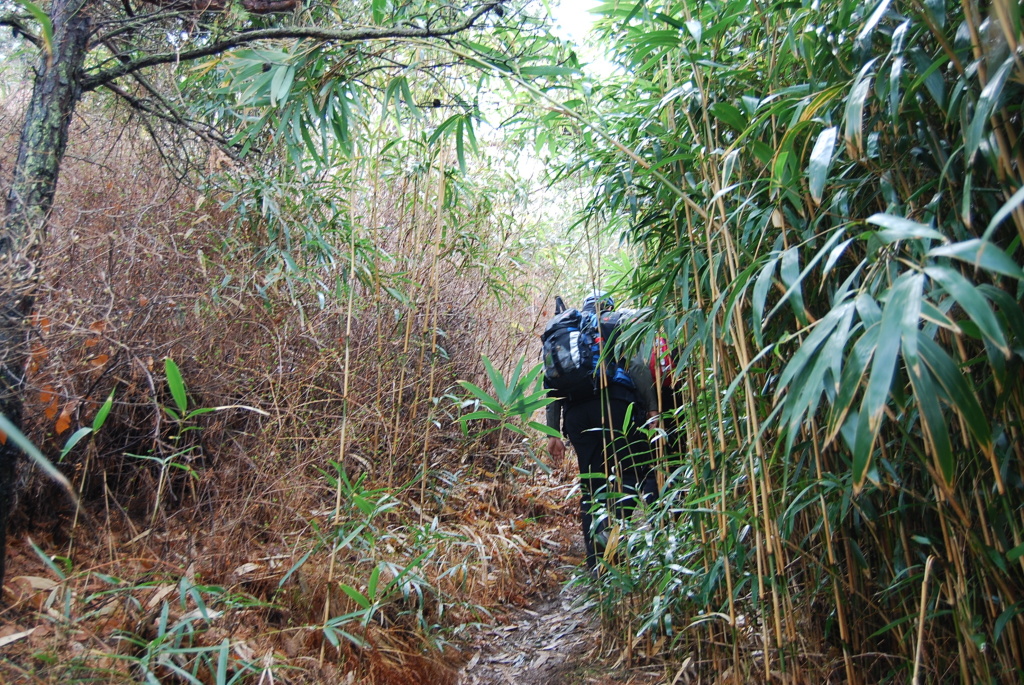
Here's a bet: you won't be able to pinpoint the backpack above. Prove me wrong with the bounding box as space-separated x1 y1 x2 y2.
541 302 635 401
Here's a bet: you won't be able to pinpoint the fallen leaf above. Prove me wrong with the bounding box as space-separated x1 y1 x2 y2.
55 404 74 435
0 628 36 649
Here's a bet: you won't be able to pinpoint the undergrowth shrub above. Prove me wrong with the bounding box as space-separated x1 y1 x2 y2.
0 90 573 682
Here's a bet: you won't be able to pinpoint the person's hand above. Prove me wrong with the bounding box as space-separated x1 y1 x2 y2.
547 436 565 460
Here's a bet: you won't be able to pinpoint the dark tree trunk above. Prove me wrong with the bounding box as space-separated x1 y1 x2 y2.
0 0 90 590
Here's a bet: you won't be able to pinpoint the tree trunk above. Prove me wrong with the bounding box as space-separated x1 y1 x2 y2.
0 0 90 590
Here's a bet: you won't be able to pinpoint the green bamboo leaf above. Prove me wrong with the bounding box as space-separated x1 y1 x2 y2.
927 239 1024 280
684 18 701 42
505 355 526 397
481 355 509 404
399 76 421 120
844 59 877 157
164 358 188 415
908 48 946 108
456 118 467 174
808 126 838 205
529 421 562 439
823 238 855 279
852 273 923 491
779 246 808 325
751 254 778 349
338 583 371 609
519 65 580 77
866 214 945 243
710 102 747 132
270 65 295 107
982 182 1024 240
918 335 992 455
92 387 116 432
995 603 1024 643
0 413 77 505
783 304 855 453
966 55 1015 162
855 0 892 42
924 265 1009 355
367 564 380 599
979 285 1024 344
777 302 853 398
216 639 229 685
888 55 904 126
59 427 92 462
906 337 953 486
456 380 496 403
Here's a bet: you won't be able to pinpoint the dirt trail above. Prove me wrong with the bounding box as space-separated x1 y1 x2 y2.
459 577 597 684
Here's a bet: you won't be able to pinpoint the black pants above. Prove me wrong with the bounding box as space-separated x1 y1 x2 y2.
563 394 658 568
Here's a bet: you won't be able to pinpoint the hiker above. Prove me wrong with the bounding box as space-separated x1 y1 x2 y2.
541 292 660 569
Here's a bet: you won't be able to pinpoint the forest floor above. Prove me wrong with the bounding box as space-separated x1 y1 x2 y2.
0 448 669 684
457 552 665 685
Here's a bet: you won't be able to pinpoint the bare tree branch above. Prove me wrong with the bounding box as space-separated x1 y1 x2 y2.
0 11 43 48
81 1 501 91
102 79 240 155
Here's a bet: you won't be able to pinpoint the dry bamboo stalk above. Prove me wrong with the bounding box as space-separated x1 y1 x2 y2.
320 186 360 666
418 150 447 513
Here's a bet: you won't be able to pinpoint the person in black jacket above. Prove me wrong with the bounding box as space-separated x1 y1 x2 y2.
544 293 659 569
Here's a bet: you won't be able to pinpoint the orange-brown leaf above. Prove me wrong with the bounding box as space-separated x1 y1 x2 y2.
55 405 74 435
89 354 109 367
44 397 59 420
89 321 106 334
31 314 51 334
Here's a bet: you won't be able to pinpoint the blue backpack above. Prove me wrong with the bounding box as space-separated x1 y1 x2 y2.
541 303 635 401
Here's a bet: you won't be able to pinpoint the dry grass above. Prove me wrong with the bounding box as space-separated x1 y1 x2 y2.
0 97 576 683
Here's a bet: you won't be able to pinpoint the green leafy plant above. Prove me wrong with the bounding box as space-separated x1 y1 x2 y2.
111 578 261 684
59 386 115 462
457 355 558 440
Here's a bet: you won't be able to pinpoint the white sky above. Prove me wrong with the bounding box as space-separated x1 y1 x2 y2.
548 0 601 43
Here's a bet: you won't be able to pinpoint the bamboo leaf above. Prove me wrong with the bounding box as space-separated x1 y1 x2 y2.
966 55 1015 162
92 387 116 432
927 239 1024 280
751 254 778 349
924 265 1009 355
906 336 953 486
982 182 1024 240
917 335 992 456
852 273 923 491
164 358 188 414
710 102 747 132
481 355 509 404
856 0 892 42
338 583 370 609
519 65 580 77
866 214 945 243
0 413 77 505
808 126 838 205
59 427 92 462
844 59 877 157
